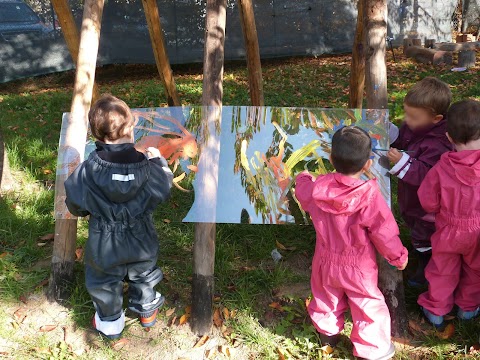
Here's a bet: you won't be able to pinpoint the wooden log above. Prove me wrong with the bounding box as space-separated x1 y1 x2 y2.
141 0 180 106
458 50 476 68
191 0 226 336
48 0 104 302
434 41 479 51
0 130 14 193
364 0 408 337
424 39 435 49
238 0 264 106
349 0 365 108
405 46 453 65
51 0 100 102
412 38 422 46
402 38 414 54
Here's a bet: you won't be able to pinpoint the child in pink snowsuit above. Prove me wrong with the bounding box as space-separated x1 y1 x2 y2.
295 126 408 360
417 100 480 328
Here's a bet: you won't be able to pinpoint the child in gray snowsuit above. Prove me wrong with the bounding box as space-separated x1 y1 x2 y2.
65 94 173 339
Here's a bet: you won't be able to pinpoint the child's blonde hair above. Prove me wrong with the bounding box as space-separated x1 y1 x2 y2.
404 77 452 116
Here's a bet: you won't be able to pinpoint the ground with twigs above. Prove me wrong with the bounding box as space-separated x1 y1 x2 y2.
0 50 480 360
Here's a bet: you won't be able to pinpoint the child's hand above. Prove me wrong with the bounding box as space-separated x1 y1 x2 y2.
387 148 402 164
146 147 161 159
298 170 316 181
397 258 408 271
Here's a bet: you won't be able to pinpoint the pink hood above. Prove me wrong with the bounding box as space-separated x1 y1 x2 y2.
312 173 378 215
439 150 480 186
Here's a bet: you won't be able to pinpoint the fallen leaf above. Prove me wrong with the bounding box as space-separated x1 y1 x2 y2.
240 266 256 271
392 336 412 346
230 309 237 318
35 278 49 289
111 338 129 350
37 242 47 247
0 252 9 259
38 233 54 241
469 344 480 354
269 302 284 312
320 344 335 355
43 169 52 175
185 306 192 315
19 295 27 304
13 308 27 323
179 314 189 325
277 348 286 360
75 248 83 261
165 308 175 317
218 345 231 357
193 335 209 348
213 308 223 327
205 347 217 358
168 315 177 327
39 325 57 332
214 296 221 302
33 347 51 355
163 219 171 224
408 319 429 335
222 307 230 320
276 240 287 250
437 323 455 340
305 297 311 309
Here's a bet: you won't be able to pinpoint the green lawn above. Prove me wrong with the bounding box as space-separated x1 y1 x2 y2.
0 52 479 359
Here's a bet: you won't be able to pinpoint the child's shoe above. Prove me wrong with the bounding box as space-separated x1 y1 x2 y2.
407 251 431 287
139 309 159 328
458 307 480 320
92 311 125 340
422 307 444 328
319 332 339 348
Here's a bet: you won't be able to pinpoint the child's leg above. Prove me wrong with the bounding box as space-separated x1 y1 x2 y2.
85 265 126 338
347 287 392 359
418 250 461 316
126 257 164 317
308 262 348 337
455 232 480 316
408 218 435 285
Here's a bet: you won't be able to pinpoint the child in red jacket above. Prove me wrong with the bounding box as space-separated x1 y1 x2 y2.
296 126 408 360
387 77 453 286
417 100 480 328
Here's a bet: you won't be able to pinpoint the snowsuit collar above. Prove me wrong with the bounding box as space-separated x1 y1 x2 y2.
312 173 377 215
439 150 480 186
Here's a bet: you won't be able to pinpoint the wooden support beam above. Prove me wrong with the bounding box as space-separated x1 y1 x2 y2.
51 0 100 102
142 0 181 106
405 46 453 65
349 0 365 109
364 0 408 337
48 0 104 302
191 0 226 336
238 0 264 106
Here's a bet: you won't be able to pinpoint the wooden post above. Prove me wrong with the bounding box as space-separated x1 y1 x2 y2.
51 0 100 102
238 0 264 106
349 0 365 108
412 38 422 46
458 50 476 68
403 38 414 54
141 0 181 106
0 130 14 192
48 0 104 301
364 0 408 337
191 0 226 336
424 39 435 48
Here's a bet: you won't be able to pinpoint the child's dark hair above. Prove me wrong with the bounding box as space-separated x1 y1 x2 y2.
404 77 452 116
89 94 134 142
446 99 480 144
331 126 372 175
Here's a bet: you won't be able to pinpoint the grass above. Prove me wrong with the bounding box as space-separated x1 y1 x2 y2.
0 51 479 359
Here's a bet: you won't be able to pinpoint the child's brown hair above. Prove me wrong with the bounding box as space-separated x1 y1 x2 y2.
331 126 372 175
447 99 480 144
89 94 134 142
404 77 452 116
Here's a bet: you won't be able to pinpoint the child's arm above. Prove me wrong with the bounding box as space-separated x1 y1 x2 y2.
363 192 408 269
146 147 174 202
294 171 316 213
388 142 450 186
418 166 441 214
65 164 90 217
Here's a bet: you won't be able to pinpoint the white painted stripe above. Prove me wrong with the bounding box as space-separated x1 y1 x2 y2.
417 247 432 253
389 152 411 176
112 174 135 182
397 162 411 179
162 166 173 174
94 311 125 336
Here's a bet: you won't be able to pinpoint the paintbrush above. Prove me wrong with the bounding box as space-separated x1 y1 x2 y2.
373 148 414 153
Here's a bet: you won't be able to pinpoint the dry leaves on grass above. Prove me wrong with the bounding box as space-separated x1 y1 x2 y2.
38 233 54 241
39 325 57 332
111 338 129 351
436 323 455 340
269 302 284 312
193 335 209 348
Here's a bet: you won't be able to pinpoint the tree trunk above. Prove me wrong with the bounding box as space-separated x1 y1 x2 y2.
349 0 365 108
51 0 100 102
0 130 14 193
142 0 181 106
191 0 226 336
364 0 408 337
48 0 104 302
238 0 264 106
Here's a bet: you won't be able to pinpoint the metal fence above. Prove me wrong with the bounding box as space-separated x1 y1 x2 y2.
0 0 470 83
